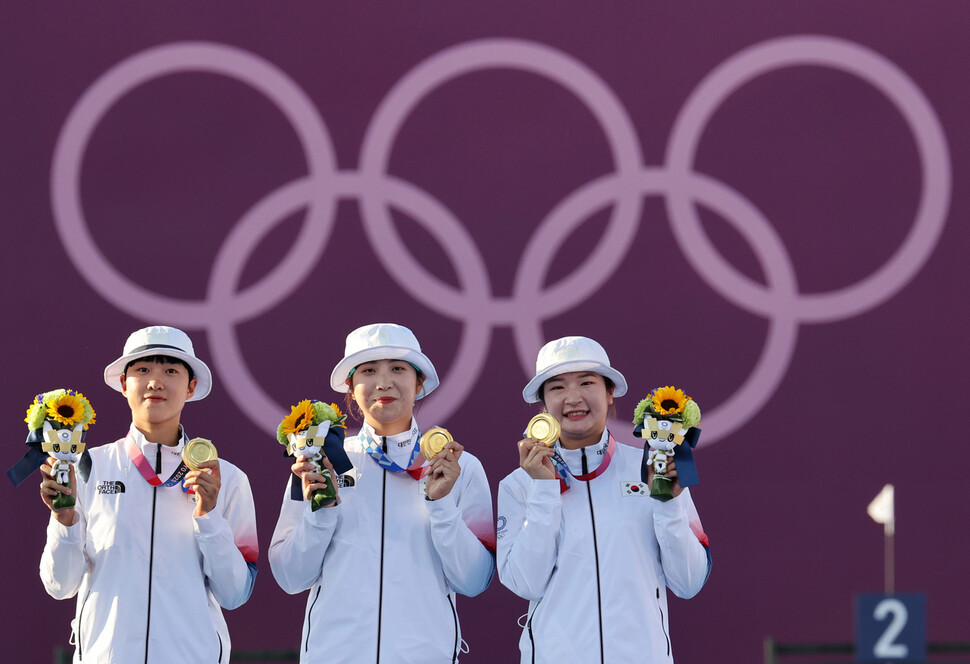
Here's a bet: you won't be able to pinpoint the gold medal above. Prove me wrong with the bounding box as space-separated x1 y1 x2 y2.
419 427 453 460
183 437 218 471
525 413 560 446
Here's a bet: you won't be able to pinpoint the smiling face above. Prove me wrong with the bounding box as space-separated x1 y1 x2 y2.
541 371 614 449
349 359 423 436
121 358 197 443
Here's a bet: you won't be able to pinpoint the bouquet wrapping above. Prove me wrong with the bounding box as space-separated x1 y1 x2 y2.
21 389 96 509
632 386 701 501
277 400 350 511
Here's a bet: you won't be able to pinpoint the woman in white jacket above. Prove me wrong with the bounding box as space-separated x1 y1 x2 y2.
38 325 258 664
269 323 495 663
496 336 711 663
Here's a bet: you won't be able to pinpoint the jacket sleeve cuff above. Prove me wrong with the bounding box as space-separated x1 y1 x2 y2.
193 510 231 538
527 478 561 504
304 502 340 528
46 512 81 541
425 491 460 520
652 489 690 523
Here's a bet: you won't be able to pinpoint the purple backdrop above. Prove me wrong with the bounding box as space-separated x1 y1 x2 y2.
3 3 968 662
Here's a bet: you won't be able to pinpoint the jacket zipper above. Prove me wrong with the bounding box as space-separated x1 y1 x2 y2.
447 594 459 663
582 449 605 664
656 587 671 656
76 592 89 660
377 437 388 663
526 600 542 664
305 586 322 652
144 446 161 664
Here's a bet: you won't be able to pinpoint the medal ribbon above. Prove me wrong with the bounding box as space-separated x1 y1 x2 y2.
120 433 193 494
550 432 617 493
358 424 428 480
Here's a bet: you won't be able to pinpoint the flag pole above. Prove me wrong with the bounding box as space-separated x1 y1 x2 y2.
867 483 895 595
885 521 894 594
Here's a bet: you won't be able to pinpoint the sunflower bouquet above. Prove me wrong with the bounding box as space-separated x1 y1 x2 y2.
277 400 348 510
24 389 96 510
632 386 701 501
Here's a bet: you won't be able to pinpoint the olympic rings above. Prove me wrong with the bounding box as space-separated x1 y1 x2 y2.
665 35 950 323
50 35 951 444
51 42 340 326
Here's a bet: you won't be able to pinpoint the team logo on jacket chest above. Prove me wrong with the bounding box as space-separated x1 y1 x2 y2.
96 480 126 495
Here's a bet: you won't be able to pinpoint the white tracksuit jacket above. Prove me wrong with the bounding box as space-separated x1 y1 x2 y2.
497 431 711 663
40 425 259 663
269 419 496 663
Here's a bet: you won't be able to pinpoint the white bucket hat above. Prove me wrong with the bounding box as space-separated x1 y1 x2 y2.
103 326 212 401
330 323 439 399
522 336 628 403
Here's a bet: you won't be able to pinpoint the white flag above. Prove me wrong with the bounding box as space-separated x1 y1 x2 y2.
867 484 895 535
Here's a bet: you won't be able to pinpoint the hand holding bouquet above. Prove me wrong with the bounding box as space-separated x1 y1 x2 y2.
277 400 347 510
25 389 96 510
632 386 700 501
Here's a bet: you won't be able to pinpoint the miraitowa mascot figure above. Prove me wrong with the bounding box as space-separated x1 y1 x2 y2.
632 386 701 501
8 389 96 509
277 400 352 511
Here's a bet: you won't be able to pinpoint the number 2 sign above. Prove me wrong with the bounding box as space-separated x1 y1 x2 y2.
856 594 926 662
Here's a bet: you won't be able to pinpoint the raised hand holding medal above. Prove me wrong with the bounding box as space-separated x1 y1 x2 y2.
420 427 464 501
181 437 222 516
632 386 702 501
525 413 560 446
278 400 348 510
419 426 452 460
516 414 559 481
183 437 218 470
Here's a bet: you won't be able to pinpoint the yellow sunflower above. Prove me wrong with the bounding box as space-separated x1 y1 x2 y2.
280 399 316 437
651 386 690 416
45 393 88 428
330 403 347 429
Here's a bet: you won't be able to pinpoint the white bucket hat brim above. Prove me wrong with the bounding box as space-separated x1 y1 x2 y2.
522 336 627 403
103 326 212 401
330 323 439 399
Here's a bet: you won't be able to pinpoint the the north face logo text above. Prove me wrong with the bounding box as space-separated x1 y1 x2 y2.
96 481 125 495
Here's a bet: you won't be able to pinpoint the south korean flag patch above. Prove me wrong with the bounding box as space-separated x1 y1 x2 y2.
622 481 649 496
